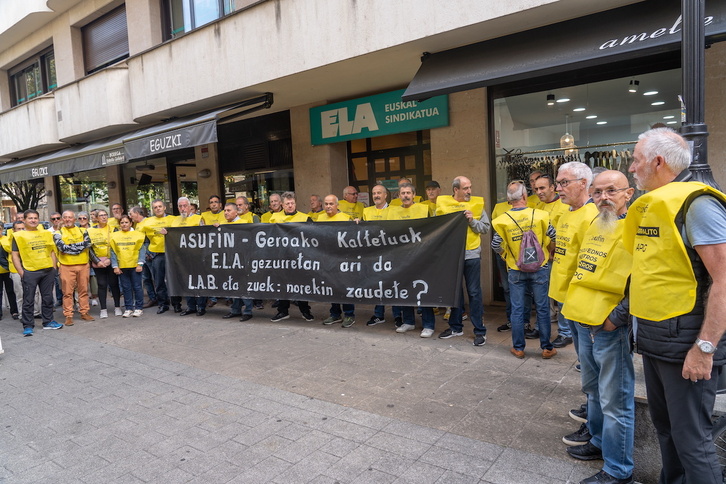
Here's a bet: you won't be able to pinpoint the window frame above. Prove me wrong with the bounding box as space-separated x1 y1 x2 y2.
163 0 235 40
8 47 56 107
82 5 130 75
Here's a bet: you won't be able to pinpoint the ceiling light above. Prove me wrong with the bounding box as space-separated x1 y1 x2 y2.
651 101 665 106
666 121 677 125
644 91 659 96
663 115 675 119
628 80 640 93
547 94 555 106
573 107 586 112
586 115 598 119
556 97 570 103
596 121 607 125
560 115 575 149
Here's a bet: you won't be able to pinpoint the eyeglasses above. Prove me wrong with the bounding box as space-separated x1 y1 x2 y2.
555 178 584 188
592 187 630 197
98 213 108 217
78 217 88 220
51 217 60 221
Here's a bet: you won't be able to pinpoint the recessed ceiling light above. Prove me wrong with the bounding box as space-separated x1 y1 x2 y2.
573 107 586 112
663 115 675 119
644 91 659 96
586 115 598 119
666 121 677 124
556 98 570 103
596 121 607 125
651 101 665 106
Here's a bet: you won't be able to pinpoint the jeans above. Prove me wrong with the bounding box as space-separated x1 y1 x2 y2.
401 306 434 329
142 262 156 301
508 265 552 350
331 303 355 318
149 253 168 306
449 257 485 336
231 298 253 315
556 306 573 339
20 268 55 328
119 269 144 310
277 300 310 315
185 296 208 311
577 323 634 479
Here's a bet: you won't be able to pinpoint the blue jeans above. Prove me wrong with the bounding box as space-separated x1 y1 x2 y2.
556 305 573 339
331 303 355 318
149 253 168 306
508 265 552 350
231 298 253 315
449 257 485 336
119 269 144 310
142 263 156 301
401 307 435 329
577 323 634 479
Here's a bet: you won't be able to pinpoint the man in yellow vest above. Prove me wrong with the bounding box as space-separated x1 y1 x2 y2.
108 203 124 230
338 186 365 220
491 181 556 359
138 200 175 313
390 177 423 206
549 162 599 349
200 195 225 226
436 176 490 345
12 210 63 335
236 196 260 224
261 193 282 223
53 210 95 326
559 171 635 482
624 128 726 484
422 181 441 216
527 170 545 208
361 185 395 327
308 195 324 221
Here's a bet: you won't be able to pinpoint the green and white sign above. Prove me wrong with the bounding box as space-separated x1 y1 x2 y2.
309 89 448 145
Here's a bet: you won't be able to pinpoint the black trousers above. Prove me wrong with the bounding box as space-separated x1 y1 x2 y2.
94 265 120 310
0 272 17 317
21 268 55 328
642 355 723 484
277 300 310 315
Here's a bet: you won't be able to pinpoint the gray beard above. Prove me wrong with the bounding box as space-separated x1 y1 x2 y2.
595 207 618 234
179 212 188 220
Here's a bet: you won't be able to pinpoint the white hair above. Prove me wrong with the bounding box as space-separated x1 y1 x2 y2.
638 127 691 173
558 162 593 189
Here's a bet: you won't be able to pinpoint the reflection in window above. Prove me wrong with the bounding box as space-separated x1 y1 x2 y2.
9 48 56 106
167 0 235 39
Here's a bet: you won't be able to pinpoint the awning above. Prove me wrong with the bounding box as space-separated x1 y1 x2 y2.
123 93 273 160
402 0 726 101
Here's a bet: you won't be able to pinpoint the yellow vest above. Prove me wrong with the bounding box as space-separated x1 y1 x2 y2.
436 195 486 250
492 208 551 271
338 200 365 219
57 226 89 265
390 196 423 206
549 202 599 303
141 215 173 253
624 181 726 320
526 193 540 208
201 211 225 225
0 236 11 273
421 200 437 217
270 211 310 223
261 211 279 223
491 201 511 221
561 219 631 325
307 211 323 221
316 212 352 222
13 229 55 271
387 203 429 220
536 198 569 229
87 226 113 258
107 217 120 230
171 214 202 227
237 212 255 224
362 205 389 221
110 230 146 269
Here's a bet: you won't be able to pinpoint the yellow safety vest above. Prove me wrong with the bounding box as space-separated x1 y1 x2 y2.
0 236 11 273
492 208 551 271
307 211 323 221
338 200 365 219
107 217 120 230
362 205 389 221
261 211 279 223
171 214 202 227
316 212 353 222
549 202 599 303
624 181 726 320
561 219 631 325
270 211 310 223
57 226 89 265
110 230 146 269
491 201 511 221
237 212 255 223
386 203 429 220
13 229 55 271
87 226 113 258
201 211 225 225
436 195 486 251
421 200 437 217
141 215 173 253
536 198 569 229
527 193 539 208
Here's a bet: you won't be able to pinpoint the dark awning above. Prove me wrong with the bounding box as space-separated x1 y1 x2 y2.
123 93 273 160
403 0 726 101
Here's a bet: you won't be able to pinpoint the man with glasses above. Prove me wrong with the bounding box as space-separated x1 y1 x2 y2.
338 186 364 220
107 203 124 230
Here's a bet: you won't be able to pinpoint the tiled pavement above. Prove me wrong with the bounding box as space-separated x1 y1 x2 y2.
1 303 602 483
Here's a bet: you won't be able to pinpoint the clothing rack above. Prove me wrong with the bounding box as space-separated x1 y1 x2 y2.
496 140 637 158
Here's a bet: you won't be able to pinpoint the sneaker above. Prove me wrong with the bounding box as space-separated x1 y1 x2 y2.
323 316 343 325
496 322 511 332
91 298 99 306
122 310 133 318
254 302 264 310
462 313 468 321
443 308 451 320
438 328 463 339
396 323 415 333
302 312 314 322
240 314 253 322
342 316 355 328
569 404 587 423
562 422 592 446
525 327 540 339
271 312 289 322
114 307 123 317
580 470 633 484
366 316 385 326
473 335 486 346
100 309 108 319
394 316 403 328
420 328 434 338
132 310 143 317
542 348 557 359
575 363 582 372
42 321 63 330
566 441 602 461
23 327 33 337
552 335 573 348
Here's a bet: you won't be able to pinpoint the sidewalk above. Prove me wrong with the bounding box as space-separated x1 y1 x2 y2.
0 302 601 483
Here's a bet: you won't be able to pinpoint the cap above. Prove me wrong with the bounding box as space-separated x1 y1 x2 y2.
426 181 440 189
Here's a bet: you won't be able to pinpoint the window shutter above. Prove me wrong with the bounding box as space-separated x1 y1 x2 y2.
83 5 130 74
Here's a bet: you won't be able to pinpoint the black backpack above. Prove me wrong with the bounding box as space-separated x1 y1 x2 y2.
505 209 545 272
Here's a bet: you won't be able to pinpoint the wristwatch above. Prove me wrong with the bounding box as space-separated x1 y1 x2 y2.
696 338 717 354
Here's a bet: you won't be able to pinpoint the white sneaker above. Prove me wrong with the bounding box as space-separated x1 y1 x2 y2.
100 309 108 319
91 298 99 306
132 309 143 317
115 307 123 316
420 328 434 338
122 310 132 318
396 323 416 333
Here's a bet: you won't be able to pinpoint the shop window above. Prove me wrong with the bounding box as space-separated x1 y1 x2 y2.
82 5 130 74
165 0 236 39
8 47 57 107
59 169 111 214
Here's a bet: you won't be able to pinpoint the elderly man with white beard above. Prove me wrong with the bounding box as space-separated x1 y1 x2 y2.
560 170 635 484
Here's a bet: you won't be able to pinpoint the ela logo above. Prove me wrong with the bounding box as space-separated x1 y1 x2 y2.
321 103 379 138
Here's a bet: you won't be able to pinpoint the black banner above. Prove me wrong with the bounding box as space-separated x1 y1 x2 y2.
165 212 467 306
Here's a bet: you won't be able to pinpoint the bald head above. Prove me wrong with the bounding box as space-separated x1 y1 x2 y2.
343 186 359 204
592 170 633 217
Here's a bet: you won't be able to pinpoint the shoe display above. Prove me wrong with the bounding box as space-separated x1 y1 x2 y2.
323 316 342 325
366 316 385 326
180 309 195 316
525 328 540 339
122 310 133 318
510 347 525 359
143 299 158 309
132 310 143 317
562 422 592 446
420 328 434 338
496 322 511 332
100 309 108 319
80 313 94 321
302 312 314 322
115 307 123 316
43 321 63 330
65 316 74 326
569 403 588 423
542 348 557 359
223 313 240 319
566 441 603 461
239 314 253 322
394 316 403 327
552 335 573 348
157 306 169 314
580 470 633 484
438 328 463 339
342 316 355 328
271 312 289 322
473 335 487 346
23 327 33 337
395 323 415 333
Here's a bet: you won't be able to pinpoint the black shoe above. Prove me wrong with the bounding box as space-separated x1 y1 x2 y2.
569 403 587 423
240 314 253 322
223 313 241 319
566 442 602 461
157 306 169 314
271 312 289 322
179 309 195 316
196 310 206 316
394 316 403 328
562 423 592 446
580 470 633 484
525 328 540 339
552 335 573 348
143 299 158 309
12 313 19 320
173 304 183 313
496 322 511 332
253 302 264 310
301 312 314 322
